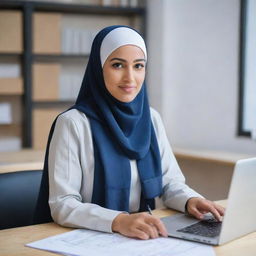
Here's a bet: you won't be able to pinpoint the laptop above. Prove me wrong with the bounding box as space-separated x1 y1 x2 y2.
161 157 256 245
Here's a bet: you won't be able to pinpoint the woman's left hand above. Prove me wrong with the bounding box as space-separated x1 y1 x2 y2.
186 197 225 222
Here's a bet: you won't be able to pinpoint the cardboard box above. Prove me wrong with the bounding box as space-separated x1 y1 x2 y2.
0 11 23 53
0 78 23 95
0 123 21 136
33 12 61 54
33 109 61 149
32 63 60 101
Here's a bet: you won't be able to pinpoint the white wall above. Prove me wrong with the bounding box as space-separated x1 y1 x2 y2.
147 0 256 155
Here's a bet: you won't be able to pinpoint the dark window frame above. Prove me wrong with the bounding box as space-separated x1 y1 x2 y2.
238 0 253 137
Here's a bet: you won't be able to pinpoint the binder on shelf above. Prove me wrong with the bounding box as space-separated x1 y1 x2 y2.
80 29 92 54
59 62 84 100
0 136 21 152
32 109 61 150
33 13 61 54
33 63 60 101
61 28 72 53
59 73 82 100
101 0 112 6
72 29 80 54
0 120 22 152
0 11 23 53
62 28 95 54
68 0 101 4
101 0 136 7
0 103 12 125
0 63 21 78
0 78 23 95
120 0 129 7
129 0 138 7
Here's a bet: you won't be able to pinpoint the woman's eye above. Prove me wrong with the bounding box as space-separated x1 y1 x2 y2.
134 63 145 69
112 63 123 69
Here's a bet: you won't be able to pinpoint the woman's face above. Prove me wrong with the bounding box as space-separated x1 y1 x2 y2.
103 45 146 103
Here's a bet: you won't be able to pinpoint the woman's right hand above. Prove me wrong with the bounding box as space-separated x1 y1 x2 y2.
112 212 168 240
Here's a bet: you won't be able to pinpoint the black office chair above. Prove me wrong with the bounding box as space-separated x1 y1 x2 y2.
0 170 45 229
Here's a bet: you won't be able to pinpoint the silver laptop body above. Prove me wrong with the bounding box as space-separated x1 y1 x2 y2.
161 157 256 245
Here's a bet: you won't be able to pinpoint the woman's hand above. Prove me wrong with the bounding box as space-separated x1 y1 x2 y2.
186 197 225 221
112 212 168 240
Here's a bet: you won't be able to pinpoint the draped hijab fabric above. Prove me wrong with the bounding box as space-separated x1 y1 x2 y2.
34 25 163 223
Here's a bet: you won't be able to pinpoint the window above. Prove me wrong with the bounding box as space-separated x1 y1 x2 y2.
238 0 256 138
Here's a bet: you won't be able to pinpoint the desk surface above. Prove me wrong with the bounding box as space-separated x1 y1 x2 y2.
0 201 256 256
174 147 255 166
0 149 44 173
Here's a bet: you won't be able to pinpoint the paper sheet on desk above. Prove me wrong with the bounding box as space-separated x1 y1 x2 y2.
26 229 215 256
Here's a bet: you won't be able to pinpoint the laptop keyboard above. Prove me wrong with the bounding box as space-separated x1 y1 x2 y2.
177 218 222 238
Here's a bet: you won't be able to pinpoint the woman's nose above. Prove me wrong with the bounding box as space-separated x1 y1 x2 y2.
123 67 134 83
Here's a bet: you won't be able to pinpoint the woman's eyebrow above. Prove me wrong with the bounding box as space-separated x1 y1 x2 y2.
110 57 146 62
134 59 146 63
110 58 126 62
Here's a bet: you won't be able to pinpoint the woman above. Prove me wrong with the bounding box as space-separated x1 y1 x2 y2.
37 25 224 240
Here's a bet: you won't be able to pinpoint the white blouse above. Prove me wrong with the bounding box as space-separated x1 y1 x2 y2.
48 108 202 233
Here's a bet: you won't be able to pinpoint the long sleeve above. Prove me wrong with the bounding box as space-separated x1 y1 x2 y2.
48 110 123 233
150 108 203 212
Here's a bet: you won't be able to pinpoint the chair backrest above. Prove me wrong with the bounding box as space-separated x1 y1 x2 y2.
0 170 43 229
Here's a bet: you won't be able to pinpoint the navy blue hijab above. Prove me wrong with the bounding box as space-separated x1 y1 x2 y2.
35 25 162 223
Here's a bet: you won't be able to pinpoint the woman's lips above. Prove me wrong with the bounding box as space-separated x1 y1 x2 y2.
119 86 136 93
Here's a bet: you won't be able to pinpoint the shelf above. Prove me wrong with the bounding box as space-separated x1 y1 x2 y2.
0 1 145 15
0 1 23 10
0 53 22 58
33 101 75 108
34 2 144 15
34 54 89 62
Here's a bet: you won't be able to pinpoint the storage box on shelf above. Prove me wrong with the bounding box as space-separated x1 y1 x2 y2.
33 12 61 54
32 63 60 101
32 109 61 150
0 78 23 95
0 10 23 53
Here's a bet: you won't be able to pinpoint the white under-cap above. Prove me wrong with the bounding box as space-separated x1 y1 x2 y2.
100 27 147 67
